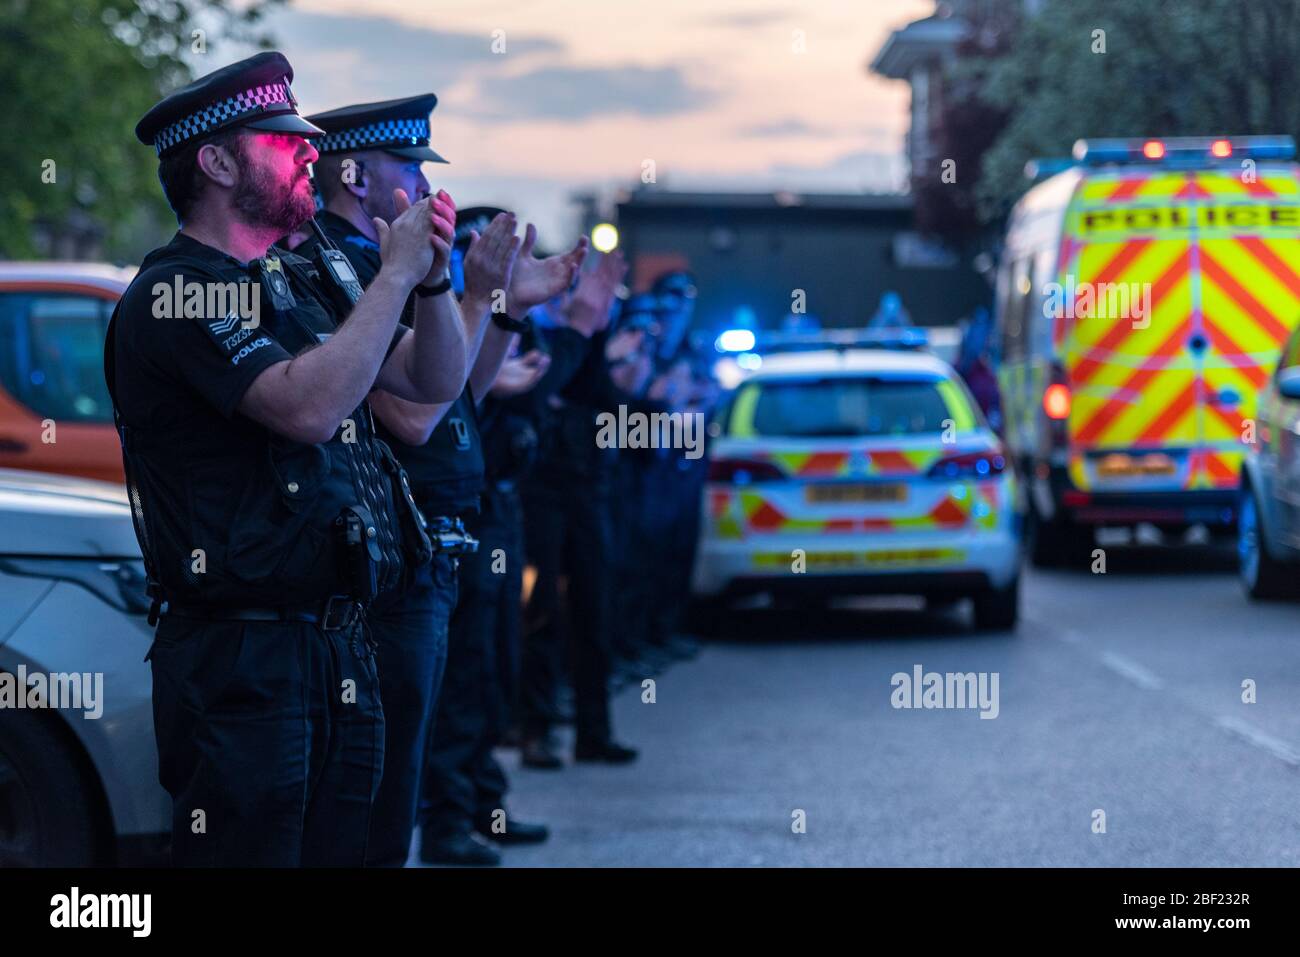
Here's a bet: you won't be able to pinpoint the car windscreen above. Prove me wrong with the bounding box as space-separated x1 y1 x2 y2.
746 376 958 438
0 291 115 423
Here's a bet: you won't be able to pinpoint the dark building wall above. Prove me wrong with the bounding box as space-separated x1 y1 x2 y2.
617 198 991 337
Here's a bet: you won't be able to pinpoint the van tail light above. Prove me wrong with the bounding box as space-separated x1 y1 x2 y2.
927 449 1007 480
1043 362 1072 450
1043 383 1071 420
707 457 786 484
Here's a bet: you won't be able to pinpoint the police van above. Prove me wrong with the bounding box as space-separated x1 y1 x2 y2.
995 136 1300 564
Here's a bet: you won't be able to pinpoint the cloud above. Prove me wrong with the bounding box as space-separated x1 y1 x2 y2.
695 10 789 29
736 118 841 138
258 8 566 109
472 65 717 121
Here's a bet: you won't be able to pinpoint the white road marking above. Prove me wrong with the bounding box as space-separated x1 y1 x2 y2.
1214 716 1300 767
1098 651 1165 691
1027 609 1300 769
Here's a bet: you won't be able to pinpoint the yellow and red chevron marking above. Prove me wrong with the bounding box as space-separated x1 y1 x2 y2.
1189 448 1241 490
1066 447 1240 490
757 448 941 478
1199 237 1300 448
728 487 996 535
1076 169 1300 205
1062 241 1188 384
1063 238 1197 449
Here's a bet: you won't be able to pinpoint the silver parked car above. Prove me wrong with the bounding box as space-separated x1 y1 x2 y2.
0 468 168 865
1239 324 1300 599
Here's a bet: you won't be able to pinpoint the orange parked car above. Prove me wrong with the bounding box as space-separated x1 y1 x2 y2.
0 262 135 484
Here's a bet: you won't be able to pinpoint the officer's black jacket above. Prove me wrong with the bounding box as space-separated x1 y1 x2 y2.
528 327 670 490
108 232 430 607
296 212 485 517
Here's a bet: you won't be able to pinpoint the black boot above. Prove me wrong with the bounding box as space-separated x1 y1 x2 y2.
521 736 564 769
419 830 502 866
475 816 550 845
574 739 639 764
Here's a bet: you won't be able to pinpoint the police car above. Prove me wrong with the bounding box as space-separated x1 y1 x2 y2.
693 332 1021 629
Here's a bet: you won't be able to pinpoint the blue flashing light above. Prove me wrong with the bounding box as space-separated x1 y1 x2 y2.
736 352 762 370
716 328 757 353
1073 135 1296 166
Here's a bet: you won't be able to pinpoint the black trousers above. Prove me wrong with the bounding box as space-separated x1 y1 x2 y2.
421 484 521 837
364 553 458 867
149 616 384 867
520 478 614 746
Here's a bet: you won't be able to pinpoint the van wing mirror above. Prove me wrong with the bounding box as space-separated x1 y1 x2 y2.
1277 366 1300 401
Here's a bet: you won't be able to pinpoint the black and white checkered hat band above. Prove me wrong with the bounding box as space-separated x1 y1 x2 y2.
154 80 295 155
317 118 430 154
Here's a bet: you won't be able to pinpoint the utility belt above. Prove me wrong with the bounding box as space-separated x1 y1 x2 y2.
427 515 479 557
161 595 365 631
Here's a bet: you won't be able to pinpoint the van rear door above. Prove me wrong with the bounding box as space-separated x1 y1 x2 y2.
1059 167 1300 494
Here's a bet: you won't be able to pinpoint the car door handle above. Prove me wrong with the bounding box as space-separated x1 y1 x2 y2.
0 436 29 453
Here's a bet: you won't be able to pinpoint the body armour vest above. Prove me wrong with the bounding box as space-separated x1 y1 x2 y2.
105 242 432 609
298 213 486 516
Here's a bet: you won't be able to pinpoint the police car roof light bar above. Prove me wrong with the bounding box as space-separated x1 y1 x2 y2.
752 327 930 356
1073 136 1296 166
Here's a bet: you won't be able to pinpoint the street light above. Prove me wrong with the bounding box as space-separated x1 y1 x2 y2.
591 222 619 253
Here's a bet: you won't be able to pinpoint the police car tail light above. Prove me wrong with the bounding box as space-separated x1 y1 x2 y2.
707 457 785 484
927 450 1006 480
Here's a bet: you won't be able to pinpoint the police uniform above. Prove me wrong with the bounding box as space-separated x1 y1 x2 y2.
110 53 432 866
519 326 642 764
295 97 484 866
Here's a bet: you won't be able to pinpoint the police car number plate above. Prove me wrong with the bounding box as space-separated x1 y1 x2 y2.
805 483 907 503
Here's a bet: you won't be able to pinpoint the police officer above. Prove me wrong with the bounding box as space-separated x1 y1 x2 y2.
299 96 586 866
417 223 554 866
518 254 641 769
109 53 466 866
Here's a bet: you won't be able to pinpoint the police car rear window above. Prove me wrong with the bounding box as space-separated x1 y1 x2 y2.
747 377 954 438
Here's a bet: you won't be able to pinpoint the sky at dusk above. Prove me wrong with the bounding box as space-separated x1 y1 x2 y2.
242 0 933 242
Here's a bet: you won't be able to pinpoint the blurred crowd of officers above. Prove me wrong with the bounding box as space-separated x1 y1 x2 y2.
107 51 720 867
437 262 719 864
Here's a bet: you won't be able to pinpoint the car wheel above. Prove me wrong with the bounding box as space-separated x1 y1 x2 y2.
683 597 726 637
0 709 105 867
1238 484 1297 600
973 577 1020 631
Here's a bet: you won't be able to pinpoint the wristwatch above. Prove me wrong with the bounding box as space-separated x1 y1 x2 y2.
414 270 452 298
490 312 532 334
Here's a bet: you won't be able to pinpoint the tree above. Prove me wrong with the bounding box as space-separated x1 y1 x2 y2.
0 0 284 261
975 0 1300 222
911 0 1021 245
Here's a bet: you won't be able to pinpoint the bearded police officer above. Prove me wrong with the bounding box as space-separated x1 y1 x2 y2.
108 53 468 867
298 96 586 865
